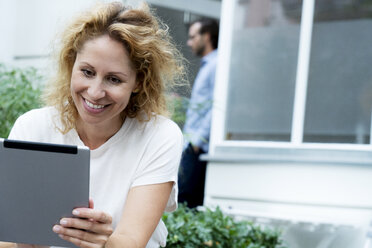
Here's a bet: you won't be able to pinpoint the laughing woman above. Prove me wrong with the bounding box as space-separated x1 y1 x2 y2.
8 2 185 248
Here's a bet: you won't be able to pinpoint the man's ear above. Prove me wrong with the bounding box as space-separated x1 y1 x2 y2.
203 32 211 44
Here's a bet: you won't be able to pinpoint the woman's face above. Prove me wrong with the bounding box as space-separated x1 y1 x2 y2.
70 35 137 130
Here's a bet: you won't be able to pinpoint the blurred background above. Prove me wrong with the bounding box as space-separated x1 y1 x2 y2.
0 0 221 97
1 0 372 247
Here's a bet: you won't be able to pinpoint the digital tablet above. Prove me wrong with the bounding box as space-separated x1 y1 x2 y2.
0 138 90 248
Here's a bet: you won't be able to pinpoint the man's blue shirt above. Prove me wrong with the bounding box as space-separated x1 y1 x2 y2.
183 50 218 152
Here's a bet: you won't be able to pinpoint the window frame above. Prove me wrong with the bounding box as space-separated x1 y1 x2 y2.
209 0 372 158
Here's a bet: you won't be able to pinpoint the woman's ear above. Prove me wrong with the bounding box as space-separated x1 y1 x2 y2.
133 80 142 93
132 87 140 93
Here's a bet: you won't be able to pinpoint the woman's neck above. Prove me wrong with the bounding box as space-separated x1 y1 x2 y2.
76 118 124 150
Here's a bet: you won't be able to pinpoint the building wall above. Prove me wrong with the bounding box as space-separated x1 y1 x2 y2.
205 0 372 247
204 157 372 248
0 0 117 70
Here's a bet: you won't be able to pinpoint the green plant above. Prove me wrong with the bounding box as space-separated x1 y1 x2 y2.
163 204 287 248
0 64 43 138
167 93 189 128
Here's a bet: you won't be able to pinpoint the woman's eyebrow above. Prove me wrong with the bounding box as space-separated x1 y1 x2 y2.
108 71 129 77
78 61 95 69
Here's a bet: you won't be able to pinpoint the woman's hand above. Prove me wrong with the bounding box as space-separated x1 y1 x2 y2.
17 245 48 248
52 199 113 248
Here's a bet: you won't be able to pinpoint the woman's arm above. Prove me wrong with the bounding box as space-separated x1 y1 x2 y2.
106 182 173 248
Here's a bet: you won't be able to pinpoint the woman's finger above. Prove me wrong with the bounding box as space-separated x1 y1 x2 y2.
58 234 99 248
53 225 108 245
17 245 48 248
72 208 112 224
58 218 113 235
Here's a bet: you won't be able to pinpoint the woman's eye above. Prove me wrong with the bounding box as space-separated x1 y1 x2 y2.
107 76 122 84
82 69 94 77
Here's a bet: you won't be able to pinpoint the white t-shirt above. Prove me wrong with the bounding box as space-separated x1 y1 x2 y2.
8 107 183 248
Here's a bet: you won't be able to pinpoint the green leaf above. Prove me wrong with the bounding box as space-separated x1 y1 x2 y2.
162 204 288 248
0 63 43 138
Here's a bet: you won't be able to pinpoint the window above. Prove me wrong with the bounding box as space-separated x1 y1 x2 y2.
304 0 372 144
220 0 372 145
225 0 302 141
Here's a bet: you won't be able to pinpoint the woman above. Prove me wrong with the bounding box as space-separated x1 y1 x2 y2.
8 2 185 248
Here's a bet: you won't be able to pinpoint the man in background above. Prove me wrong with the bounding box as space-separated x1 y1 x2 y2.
178 18 219 208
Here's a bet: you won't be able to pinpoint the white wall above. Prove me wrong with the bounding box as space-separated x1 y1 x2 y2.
0 0 122 70
205 160 372 248
0 0 16 63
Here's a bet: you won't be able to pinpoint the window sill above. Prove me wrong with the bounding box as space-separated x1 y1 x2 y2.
202 142 372 165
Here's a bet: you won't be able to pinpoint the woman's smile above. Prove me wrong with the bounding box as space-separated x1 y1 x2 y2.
82 96 109 114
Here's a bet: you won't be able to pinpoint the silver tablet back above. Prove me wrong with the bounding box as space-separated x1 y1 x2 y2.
0 139 90 248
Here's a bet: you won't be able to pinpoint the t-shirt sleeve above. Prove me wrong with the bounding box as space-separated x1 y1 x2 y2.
131 118 183 212
8 110 36 140
8 108 57 143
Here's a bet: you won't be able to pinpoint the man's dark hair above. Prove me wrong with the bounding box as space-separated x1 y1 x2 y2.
193 18 219 49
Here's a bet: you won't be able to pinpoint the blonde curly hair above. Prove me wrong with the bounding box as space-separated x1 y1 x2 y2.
44 1 186 133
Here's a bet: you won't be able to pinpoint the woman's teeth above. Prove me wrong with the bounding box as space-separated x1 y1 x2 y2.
85 99 105 109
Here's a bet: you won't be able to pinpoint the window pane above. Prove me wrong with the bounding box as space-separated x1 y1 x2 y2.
304 0 372 144
225 0 302 141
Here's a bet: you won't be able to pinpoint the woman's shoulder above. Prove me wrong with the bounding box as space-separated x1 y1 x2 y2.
134 114 182 137
124 114 183 148
9 106 60 140
16 106 57 123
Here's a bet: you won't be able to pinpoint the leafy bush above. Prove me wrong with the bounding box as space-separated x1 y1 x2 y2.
0 64 43 138
163 204 287 248
166 93 189 129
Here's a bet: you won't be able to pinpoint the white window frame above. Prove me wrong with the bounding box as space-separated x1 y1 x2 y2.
209 0 372 159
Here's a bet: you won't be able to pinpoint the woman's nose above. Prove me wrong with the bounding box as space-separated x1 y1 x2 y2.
87 79 105 100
